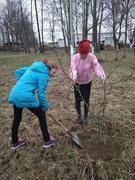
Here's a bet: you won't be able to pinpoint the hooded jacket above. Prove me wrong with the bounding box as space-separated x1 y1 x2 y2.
70 53 106 84
8 61 50 110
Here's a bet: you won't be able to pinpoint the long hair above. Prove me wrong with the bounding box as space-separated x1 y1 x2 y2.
42 59 58 70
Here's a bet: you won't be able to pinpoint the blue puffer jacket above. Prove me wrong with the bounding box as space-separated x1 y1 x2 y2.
8 61 50 110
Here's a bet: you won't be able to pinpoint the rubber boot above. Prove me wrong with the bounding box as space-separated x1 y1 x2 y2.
84 116 89 123
77 116 83 124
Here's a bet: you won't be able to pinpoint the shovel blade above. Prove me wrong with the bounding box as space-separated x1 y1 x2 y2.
68 132 83 148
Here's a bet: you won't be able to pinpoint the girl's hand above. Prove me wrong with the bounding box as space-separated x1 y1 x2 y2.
45 109 50 115
71 79 76 85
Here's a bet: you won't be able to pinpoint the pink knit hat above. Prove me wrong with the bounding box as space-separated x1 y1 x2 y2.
78 39 90 54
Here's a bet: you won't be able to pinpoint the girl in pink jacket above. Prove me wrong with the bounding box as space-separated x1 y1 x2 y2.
70 39 106 124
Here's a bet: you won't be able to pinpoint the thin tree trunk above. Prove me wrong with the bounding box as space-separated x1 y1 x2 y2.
7 28 11 51
19 0 30 53
41 0 44 53
98 1 104 53
82 0 88 39
1 27 6 52
123 13 128 58
34 0 42 53
115 42 119 61
59 0 68 53
92 0 98 52
31 0 37 53
133 27 135 58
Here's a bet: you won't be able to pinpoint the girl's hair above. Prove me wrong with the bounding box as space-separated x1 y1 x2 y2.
42 59 58 70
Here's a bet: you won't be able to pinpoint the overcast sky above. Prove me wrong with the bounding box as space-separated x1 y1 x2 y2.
0 0 64 43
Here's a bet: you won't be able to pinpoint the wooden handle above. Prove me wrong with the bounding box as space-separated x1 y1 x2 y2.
49 114 69 132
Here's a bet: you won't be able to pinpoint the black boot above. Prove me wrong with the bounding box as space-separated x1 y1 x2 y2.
77 116 83 124
84 116 89 122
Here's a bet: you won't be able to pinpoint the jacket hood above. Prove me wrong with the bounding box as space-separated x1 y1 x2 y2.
30 61 49 74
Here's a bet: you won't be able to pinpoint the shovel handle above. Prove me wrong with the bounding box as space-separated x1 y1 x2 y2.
49 114 69 133
49 114 83 148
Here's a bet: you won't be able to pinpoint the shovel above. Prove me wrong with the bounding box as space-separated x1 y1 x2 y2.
49 114 83 148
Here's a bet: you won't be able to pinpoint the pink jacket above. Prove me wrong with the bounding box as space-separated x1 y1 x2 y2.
70 53 106 84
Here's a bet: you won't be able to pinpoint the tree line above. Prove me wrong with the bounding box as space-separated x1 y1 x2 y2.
0 0 135 57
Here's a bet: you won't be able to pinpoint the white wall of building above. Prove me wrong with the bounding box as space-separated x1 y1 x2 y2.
58 39 65 48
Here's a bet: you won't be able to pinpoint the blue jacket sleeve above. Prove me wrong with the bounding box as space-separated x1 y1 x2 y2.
37 75 50 110
15 67 29 80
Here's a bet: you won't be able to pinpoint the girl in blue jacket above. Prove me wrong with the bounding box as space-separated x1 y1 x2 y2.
8 59 58 150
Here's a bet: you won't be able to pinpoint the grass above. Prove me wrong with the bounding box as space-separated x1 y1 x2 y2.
0 49 135 180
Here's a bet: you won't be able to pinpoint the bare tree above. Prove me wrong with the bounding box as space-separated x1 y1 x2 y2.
31 0 37 53
88 0 107 52
44 1 57 50
19 0 30 53
41 0 44 53
74 0 82 45
53 0 69 53
91 0 98 52
49 11 56 50
97 1 106 52
105 0 125 60
133 27 135 58
0 0 37 52
2 0 22 51
122 0 135 58
3 3 11 51
34 0 42 53
82 0 89 38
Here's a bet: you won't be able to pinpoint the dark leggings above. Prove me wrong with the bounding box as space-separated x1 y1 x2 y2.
75 100 89 118
12 104 50 143
74 82 92 118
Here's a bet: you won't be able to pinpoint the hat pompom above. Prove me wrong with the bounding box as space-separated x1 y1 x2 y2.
78 39 90 54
